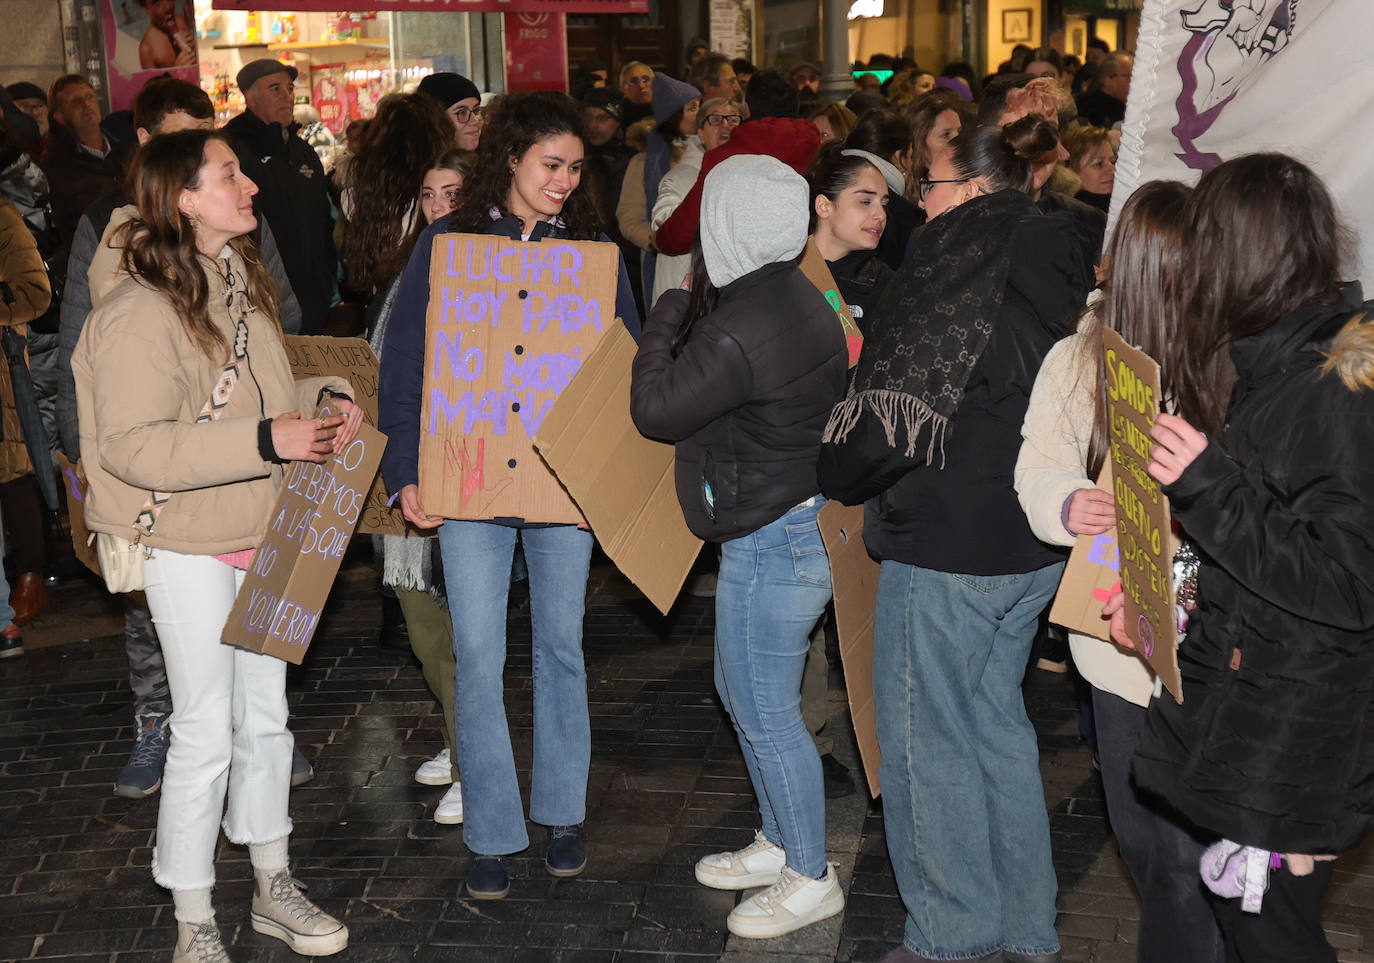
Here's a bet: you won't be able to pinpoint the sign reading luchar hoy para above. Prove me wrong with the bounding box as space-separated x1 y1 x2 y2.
222 407 386 664
1103 328 1181 702
419 234 620 524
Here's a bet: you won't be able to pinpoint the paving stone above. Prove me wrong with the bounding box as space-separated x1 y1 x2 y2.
4 554 1374 961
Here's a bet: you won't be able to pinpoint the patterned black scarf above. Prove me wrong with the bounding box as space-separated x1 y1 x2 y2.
823 188 1036 464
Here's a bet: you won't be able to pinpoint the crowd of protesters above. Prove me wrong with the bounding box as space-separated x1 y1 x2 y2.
0 25 1369 963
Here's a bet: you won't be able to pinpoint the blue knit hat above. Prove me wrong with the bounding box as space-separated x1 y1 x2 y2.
652 73 701 125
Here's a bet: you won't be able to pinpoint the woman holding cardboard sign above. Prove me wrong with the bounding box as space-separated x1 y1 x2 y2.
72 130 362 961
817 119 1094 963
1104 155 1374 962
1014 181 1226 963
378 91 640 903
631 155 849 939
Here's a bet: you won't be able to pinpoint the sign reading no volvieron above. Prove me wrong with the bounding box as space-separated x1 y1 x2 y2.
222 408 386 664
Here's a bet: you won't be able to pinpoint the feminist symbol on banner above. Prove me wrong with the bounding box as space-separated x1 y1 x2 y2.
1173 0 1302 168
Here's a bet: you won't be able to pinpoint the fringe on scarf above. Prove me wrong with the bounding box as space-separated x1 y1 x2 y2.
376 533 445 603
823 389 949 467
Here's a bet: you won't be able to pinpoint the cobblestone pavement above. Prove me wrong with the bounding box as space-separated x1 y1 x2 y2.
2 554 1372 962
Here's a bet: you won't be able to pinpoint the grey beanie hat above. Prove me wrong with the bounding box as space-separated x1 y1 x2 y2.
700 155 809 289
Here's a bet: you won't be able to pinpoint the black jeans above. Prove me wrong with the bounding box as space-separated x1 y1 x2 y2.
1092 687 1224 963
1214 861 1336 963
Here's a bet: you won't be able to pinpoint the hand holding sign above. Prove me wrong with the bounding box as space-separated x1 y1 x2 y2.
399 484 444 530
1102 589 1133 650
1148 413 1208 486
1067 488 1117 536
272 411 346 463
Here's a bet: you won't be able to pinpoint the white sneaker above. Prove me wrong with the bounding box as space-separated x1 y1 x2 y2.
434 782 464 825
415 748 453 786
727 863 844 939
695 831 786 890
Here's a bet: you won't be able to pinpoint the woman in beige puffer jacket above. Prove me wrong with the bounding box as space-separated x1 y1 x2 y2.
73 130 362 963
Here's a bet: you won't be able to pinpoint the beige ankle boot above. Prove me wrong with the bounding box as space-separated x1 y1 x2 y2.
171 919 230 963
249 869 348 956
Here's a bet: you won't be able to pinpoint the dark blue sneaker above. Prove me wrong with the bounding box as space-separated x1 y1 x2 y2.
545 825 587 877
290 745 314 787
466 855 509 900
115 710 170 798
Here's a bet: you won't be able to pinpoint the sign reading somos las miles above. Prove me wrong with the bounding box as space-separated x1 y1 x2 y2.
420 234 620 524
1103 328 1182 703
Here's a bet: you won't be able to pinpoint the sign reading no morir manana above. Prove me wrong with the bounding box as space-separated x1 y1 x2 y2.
419 234 620 525
1103 328 1181 702
222 408 387 664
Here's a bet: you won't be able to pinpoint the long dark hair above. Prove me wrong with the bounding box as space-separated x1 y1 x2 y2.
1077 181 1194 477
450 91 601 240
669 238 718 357
947 116 1057 196
118 130 279 359
1175 153 1349 437
806 143 884 232
343 92 455 293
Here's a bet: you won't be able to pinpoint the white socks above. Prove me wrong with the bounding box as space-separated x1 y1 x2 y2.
250 837 290 876
173 887 214 924
172 836 289 922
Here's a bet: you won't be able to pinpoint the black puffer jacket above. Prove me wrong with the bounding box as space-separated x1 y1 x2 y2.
1133 285 1374 854
631 262 847 541
827 248 892 339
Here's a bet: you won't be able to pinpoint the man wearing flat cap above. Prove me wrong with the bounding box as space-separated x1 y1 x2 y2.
224 59 336 335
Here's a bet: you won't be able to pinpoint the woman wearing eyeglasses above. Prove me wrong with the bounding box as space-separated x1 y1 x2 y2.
417 72 485 150
649 96 741 306
819 117 1094 963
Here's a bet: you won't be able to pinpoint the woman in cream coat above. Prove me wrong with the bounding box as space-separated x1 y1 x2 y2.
1014 180 1222 963
74 130 362 963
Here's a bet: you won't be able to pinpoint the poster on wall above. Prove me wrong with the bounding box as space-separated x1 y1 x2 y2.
504 12 568 93
103 0 200 111
709 0 753 61
1111 0 1374 283
213 0 646 11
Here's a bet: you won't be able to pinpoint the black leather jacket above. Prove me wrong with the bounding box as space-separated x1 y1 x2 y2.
630 261 847 542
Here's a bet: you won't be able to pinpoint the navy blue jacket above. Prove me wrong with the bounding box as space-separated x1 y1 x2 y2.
378 212 641 502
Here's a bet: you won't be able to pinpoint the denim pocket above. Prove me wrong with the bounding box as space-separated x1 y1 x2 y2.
785 522 831 586
951 571 1026 596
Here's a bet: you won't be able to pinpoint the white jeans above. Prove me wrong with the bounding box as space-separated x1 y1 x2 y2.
144 548 293 890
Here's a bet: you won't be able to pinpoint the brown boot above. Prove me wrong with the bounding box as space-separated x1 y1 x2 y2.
10 572 49 625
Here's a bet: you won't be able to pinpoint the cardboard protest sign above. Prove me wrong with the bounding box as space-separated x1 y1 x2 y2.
222 409 386 664
535 323 702 614
798 240 863 369
419 234 620 524
56 453 100 578
1048 464 1119 642
817 500 881 797
284 336 406 536
1103 328 1181 702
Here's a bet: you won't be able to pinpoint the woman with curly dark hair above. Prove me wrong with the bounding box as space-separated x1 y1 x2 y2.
340 91 455 307
378 90 639 904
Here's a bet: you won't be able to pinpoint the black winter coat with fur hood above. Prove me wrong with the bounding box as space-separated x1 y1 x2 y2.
1133 284 1374 854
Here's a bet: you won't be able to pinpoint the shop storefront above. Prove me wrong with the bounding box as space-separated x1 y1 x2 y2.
96 0 643 134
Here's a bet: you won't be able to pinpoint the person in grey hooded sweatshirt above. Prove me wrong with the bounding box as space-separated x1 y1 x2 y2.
630 154 849 940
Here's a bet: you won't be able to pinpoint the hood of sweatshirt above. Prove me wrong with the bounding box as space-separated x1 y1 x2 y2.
700 154 808 289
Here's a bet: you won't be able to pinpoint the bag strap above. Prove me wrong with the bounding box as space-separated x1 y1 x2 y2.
134 261 255 538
